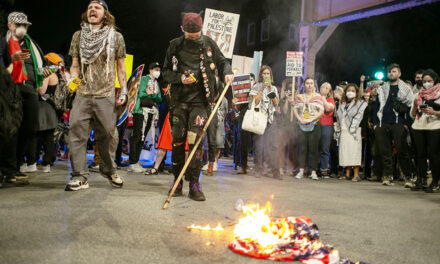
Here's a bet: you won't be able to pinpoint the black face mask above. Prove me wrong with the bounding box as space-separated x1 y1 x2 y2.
416 80 423 87
185 36 203 46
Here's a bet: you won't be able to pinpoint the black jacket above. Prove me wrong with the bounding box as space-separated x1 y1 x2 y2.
162 35 232 104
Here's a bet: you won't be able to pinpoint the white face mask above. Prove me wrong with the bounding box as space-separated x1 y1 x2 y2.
15 26 27 39
423 82 434 90
346 91 356 99
152 71 160 79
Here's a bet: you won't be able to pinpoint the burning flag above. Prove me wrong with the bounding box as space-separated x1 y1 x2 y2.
228 202 367 264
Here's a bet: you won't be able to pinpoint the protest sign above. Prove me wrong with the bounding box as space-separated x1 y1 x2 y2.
286 51 303 77
232 75 251 105
203 8 240 59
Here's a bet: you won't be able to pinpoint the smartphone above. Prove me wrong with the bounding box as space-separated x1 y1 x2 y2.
264 75 271 85
419 104 427 109
22 49 30 53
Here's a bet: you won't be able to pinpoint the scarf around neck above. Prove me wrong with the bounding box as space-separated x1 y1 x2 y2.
7 32 44 88
417 83 440 106
79 23 116 81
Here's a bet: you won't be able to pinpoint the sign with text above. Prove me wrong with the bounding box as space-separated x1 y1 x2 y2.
286 51 303 77
203 8 240 59
232 75 251 105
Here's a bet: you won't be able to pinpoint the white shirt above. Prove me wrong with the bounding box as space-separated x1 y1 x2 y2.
410 93 440 130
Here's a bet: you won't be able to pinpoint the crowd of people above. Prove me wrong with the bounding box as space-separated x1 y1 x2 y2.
1 1 439 202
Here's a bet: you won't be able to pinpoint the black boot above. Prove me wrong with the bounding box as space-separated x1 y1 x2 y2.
425 184 439 193
168 179 183 197
189 182 206 201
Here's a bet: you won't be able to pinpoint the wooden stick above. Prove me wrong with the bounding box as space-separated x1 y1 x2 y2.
163 82 232 210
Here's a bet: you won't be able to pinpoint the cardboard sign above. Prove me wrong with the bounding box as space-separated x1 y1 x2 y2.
203 8 240 59
232 55 254 75
286 51 303 77
115 54 134 88
232 75 251 105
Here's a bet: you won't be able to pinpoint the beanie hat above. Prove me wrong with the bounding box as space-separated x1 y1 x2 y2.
182 12 203 33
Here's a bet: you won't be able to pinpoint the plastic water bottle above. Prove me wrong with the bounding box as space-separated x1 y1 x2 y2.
235 199 244 212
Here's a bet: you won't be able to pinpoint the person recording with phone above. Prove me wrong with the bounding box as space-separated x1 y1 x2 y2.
249 65 280 179
6 12 52 181
410 69 440 193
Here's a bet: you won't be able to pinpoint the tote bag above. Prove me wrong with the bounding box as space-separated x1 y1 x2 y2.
242 99 268 135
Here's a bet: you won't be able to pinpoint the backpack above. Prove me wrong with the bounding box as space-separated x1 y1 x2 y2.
0 64 22 139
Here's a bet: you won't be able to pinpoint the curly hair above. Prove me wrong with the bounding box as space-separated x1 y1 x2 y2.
81 9 117 29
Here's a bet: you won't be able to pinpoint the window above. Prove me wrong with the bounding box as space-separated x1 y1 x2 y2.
288 23 298 43
261 17 270 42
247 22 256 46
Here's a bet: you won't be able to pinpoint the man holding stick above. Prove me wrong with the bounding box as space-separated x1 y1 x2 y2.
162 12 233 201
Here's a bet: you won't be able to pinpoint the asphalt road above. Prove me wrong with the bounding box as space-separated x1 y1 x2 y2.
0 157 439 264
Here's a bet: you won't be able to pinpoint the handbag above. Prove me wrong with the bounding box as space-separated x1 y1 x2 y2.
140 97 155 108
242 99 267 135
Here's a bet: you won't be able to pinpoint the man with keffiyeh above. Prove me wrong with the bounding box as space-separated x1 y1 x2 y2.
6 12 52 182
65 0 127 191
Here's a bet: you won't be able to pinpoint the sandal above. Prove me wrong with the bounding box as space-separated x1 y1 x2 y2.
145 168 159 175
352 176 361 182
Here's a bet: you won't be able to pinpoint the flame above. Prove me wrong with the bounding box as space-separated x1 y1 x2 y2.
187 223 224 231
233 202 294 253
232 202 326 255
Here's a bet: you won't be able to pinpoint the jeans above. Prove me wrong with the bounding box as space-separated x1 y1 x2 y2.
319 125 334 172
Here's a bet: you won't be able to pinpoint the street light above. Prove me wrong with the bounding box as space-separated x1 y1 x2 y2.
374 71 385 80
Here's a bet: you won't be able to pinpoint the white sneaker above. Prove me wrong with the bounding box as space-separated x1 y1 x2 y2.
19 163 27 173
311 172 319 180
213 162 218 172
201 163 209 171
40 165 51 173
279 168 285 176
294 171 304 179
103 174 123 188
128 163 144 173
65 178 89 191
23 163 37 173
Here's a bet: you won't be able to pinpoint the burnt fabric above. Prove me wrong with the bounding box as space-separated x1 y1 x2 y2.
171 103 208 183
229 216 367 264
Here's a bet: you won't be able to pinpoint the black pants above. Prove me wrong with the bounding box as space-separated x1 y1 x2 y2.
238 109 250 170
362 136 373 178
129 113 153 164
16 90 39 166
374 123 411 179
412 129 440 186
38 129 55 166
297 125 321 171
0 133 18 177
206 108 218 162
115 121 126 165
329 138 339 175
171 103 208 183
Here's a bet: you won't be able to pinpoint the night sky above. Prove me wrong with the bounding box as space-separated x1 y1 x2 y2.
4 0 440 86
